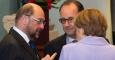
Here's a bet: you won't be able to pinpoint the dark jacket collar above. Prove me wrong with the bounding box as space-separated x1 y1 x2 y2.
9 28 39 60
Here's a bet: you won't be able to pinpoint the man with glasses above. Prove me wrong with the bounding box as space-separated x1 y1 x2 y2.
0 3 55 60
45 0 84 60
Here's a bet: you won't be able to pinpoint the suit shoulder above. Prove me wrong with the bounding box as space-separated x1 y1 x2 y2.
52 34 66 43
0 34 21 54
45 34 66 48
0 34 17 46
48 34 66 45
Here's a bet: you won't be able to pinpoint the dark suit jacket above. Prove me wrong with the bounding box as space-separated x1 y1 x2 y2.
0 28 39 60
44 34 66 60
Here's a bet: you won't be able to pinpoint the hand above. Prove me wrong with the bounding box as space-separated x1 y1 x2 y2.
41 52 57 60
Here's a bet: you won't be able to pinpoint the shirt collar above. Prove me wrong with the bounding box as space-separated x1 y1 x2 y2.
13 26 30 44
66 36 75 44
78 36 109 45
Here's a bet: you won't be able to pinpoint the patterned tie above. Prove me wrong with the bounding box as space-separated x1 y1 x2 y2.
29 40 39 59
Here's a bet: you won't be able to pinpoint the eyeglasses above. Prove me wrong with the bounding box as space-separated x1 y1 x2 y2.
31 16 46 25
59 17 74 24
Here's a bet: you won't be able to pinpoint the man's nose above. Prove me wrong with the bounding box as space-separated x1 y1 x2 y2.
37 23 44 30
64 21 69 26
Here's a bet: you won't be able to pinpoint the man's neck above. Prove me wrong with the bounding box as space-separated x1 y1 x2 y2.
67 34 76 39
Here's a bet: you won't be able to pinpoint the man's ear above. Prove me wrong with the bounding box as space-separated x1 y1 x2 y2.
22 15 29 25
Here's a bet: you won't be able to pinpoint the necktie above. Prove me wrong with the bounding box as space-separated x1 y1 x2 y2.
29 40 39 59
29 40 36 49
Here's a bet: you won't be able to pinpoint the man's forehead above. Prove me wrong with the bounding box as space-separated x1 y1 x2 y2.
61 3 78 10
60 3 78 15
33 11 45 20
60 12 76 18
61 16 74 19
32 4 45 18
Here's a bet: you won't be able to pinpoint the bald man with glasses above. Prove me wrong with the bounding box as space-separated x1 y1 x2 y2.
0 3 56 60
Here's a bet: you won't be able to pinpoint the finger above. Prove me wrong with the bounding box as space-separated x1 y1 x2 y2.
41 54 50 60
51 52 57 59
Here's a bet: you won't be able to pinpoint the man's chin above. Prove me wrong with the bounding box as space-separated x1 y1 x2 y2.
35 33 39 38
30 32 40 39
35 31 40 38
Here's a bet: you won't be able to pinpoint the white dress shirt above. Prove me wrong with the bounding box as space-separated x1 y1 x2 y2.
66 36 75 44
13 26 30 44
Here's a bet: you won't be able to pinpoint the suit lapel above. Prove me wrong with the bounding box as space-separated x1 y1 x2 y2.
9 28 38 60
61 34 67 45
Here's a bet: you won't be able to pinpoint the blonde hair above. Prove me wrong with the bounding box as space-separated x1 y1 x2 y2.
75 9 107 37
